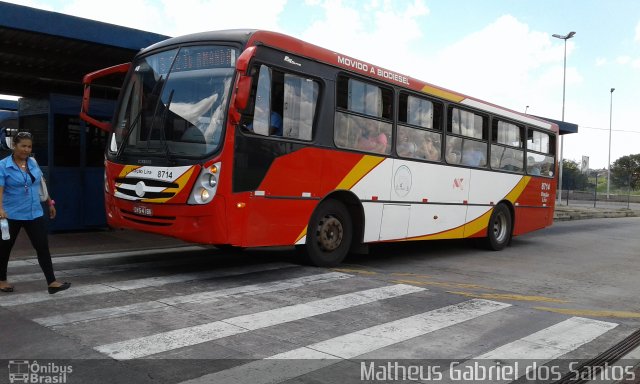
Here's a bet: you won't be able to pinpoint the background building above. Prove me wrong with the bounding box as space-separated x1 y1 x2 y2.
0 2 168 230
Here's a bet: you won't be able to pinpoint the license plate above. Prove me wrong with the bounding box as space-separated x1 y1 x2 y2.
132 205 153 216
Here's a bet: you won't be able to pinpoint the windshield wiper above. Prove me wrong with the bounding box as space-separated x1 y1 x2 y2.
115 108 142 160
116 75 164 160
158 89 176 165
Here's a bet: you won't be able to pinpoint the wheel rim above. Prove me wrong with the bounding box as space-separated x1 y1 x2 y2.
316 215 343 252
492 211 508 243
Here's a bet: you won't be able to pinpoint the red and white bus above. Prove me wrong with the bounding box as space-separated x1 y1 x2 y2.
81 29 557 267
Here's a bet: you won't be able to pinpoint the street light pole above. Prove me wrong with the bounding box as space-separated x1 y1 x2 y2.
552 31 576 204
607 87 615 199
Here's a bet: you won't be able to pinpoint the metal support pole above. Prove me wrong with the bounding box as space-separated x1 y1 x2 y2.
594 173 597 208
628 173 632 209
557 39 568 205
607 88 615 199
552 31 576 204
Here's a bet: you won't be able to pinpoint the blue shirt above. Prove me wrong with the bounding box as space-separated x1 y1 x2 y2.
0 156 44 220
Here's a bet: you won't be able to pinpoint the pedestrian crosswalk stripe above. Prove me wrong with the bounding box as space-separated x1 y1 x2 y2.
430 316 619 383
34 301 170 327
178 299 511 384
159 271 351 305
9 254 211 283
94 284 426 360
0 262 293 307
32 272 352 327
475 316 618 360
7 246 206 268
268 299 511 359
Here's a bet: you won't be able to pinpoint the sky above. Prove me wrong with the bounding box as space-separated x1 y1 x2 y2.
2 0 639 169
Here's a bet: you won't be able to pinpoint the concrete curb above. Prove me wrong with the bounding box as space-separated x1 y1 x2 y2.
554 207 640 221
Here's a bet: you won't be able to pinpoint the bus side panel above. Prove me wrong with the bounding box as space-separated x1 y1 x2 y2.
513 206 552 235
513 176 555 235
244 198 318 247
239 147 365 247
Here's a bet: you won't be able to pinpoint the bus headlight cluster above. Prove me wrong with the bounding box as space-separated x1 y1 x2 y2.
188 162 220 205
208 174 217 188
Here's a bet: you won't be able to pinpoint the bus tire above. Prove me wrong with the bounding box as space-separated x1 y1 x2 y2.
485 203 512 251
305 200 353 267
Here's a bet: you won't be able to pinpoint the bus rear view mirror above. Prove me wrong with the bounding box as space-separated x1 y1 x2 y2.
234 75 253 112
233 46 257 112
80 62 131 132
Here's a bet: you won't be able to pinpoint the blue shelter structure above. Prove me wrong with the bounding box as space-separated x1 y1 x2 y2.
0 2 168 230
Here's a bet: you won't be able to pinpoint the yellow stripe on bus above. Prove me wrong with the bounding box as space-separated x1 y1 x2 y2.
294 225 308 244
409 176 532 241
463 208 493 237
118 165 141 178
295 155 385 244
336 155 385 190
142 166 196 203
408 225 466 241
505 176 531 203
420 85 466 103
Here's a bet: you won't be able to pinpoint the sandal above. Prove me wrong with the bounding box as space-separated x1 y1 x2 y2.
0 285 14 293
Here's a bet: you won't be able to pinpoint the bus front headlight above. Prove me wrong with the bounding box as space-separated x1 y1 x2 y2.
208 174 217 188
188 162 220 205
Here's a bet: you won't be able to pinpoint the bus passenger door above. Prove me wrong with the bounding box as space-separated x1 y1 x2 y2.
379 204 410 240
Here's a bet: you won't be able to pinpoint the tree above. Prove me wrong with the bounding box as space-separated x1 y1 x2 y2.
562 159 589 190
611 154 640 191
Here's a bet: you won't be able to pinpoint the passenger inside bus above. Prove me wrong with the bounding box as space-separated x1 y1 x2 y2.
527 156 541 175
356 119 388 154
445 137 461 164
418 135 440 161
396 127 417 157
461 141 487 167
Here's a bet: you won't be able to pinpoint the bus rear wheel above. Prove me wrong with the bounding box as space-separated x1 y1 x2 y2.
485 203 512 251
305 200 353 267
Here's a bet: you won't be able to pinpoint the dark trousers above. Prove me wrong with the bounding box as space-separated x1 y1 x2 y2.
0 216 56 284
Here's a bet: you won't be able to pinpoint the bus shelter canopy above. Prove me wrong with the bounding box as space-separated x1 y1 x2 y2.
0 2 168 98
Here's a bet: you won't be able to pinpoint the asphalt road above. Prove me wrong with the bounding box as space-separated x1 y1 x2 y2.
1 217 639 384
342 216 640 327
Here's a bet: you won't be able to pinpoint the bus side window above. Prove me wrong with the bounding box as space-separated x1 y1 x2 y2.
526 129 555 177
244 64 318 141
251 65 272 136
282 74 319 141
334 75 393 154
447 107 487 168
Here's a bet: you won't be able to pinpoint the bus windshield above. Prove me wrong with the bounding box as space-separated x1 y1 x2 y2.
109 45 238 160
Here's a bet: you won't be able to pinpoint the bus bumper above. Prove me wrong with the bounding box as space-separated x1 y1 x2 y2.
104 194 228 245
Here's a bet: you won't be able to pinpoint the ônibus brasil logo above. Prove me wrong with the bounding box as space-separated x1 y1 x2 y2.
7 360 72 383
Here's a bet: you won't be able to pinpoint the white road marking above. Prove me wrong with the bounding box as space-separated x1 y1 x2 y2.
436 316 619 384
33 272 351 327
9 255 208 283
94 284 426 360
0 262 292 307
476 317 618 360
179 299 511 384
8 246 206 268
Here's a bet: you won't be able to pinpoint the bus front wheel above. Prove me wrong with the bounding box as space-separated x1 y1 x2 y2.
485 203 512 251
305 200 353 267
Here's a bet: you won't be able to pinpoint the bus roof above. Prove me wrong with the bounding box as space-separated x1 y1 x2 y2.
140 29 557 133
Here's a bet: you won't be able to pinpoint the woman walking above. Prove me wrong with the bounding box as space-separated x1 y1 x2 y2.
0 131 70 294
